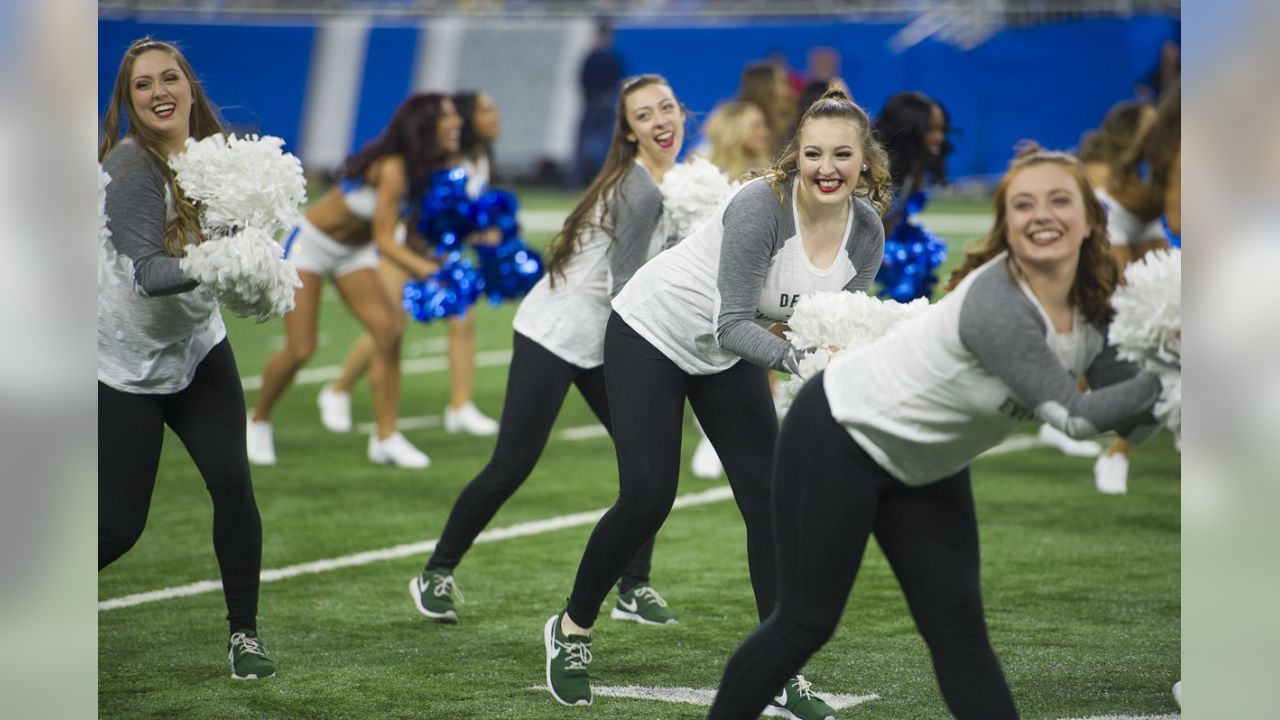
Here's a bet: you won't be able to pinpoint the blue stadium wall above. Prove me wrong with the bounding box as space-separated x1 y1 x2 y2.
99 15 1179 180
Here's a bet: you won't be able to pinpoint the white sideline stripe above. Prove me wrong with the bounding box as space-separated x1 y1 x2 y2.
239 349 513 391
519 209 993 235
525 684 878 710
560 424 610 440
98 486 735 611
98 433 1044 611
346 417 606 438
1063 716 1179 720
525 685 1176 718
355 415 442 433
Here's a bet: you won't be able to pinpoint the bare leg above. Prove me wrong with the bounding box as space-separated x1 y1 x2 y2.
334 267 405 440
332 259 407 394
252 271 324 422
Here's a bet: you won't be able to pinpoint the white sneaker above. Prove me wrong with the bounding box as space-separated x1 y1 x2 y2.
1172 680 1181 707
443 402 499 436
1037 423 1102 457
691 435 723 479
1094 452 1129 495
368 431 431 469
246 415 277 466
317 386 352 433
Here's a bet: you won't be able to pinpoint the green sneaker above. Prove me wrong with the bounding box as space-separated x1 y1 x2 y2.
610 584 678 625
543 612 592 706
768 675 837 720
409 568 462 623
228 630 276 680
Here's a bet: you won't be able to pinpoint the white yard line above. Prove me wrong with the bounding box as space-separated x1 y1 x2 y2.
523 684 878 711
239 349 513 391
99 485 734 611
521 685 1176 719
98 433 1044 612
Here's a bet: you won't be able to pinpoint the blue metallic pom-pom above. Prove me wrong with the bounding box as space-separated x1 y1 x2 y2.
475 237 544 304
874 191 947 303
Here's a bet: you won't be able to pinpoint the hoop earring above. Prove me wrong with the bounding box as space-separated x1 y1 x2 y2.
862 164 868 172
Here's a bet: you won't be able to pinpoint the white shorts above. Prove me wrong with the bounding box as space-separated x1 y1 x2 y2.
284 218 380 278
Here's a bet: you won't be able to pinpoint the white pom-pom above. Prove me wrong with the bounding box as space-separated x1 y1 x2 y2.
169 133 306 236
1109 248 1181 446
178 226 302 322
659 157 738 239
776 291 932 408
786 291 931 353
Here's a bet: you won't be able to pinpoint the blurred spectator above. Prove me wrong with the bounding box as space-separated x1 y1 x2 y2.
805 46 841 85
574 19 625 187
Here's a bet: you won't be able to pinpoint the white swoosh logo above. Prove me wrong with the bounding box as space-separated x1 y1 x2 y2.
619 598 638 612
774 689 788 705
418 577 429 594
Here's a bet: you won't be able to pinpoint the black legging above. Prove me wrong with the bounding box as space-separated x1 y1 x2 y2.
427 331 655 591
98 339 263 632
708 373 1018 720
566 313 777 628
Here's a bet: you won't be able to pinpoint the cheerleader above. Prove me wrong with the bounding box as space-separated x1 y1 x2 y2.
543 88 888 720
247 94 457 468
873 91 951 243
1033 98 1159 460
701 100 772 182
407 75 685 626
707 144 1163 720
1092 84 1180 494
737 60 798 156
323 91 503 438
1077 99 1155 191
688 99 775 480
99 38 275 679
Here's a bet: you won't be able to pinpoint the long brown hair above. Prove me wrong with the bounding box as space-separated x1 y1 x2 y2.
344 92 455 205
1077 100 1152 165
945 143 1119 323
738 62 795 153
753 87 893 216
99 38 225 257
546 74 683 285
1106 82 1180 221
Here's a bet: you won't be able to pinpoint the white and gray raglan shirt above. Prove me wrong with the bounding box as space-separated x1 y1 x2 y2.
824 252 1162 486
613 175 884 375
98 138 225 394
512 161 675 368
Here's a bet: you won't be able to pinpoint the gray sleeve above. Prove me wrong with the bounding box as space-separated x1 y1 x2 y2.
1084 319 1162 440
103 142 198 296
958 265 1162 439
714 180 802 373
607 166 665 297
843 199 885 293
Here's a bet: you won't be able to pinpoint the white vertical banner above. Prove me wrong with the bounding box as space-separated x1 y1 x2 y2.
298 16 370 172
414 15 464 92
544 17 596 165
